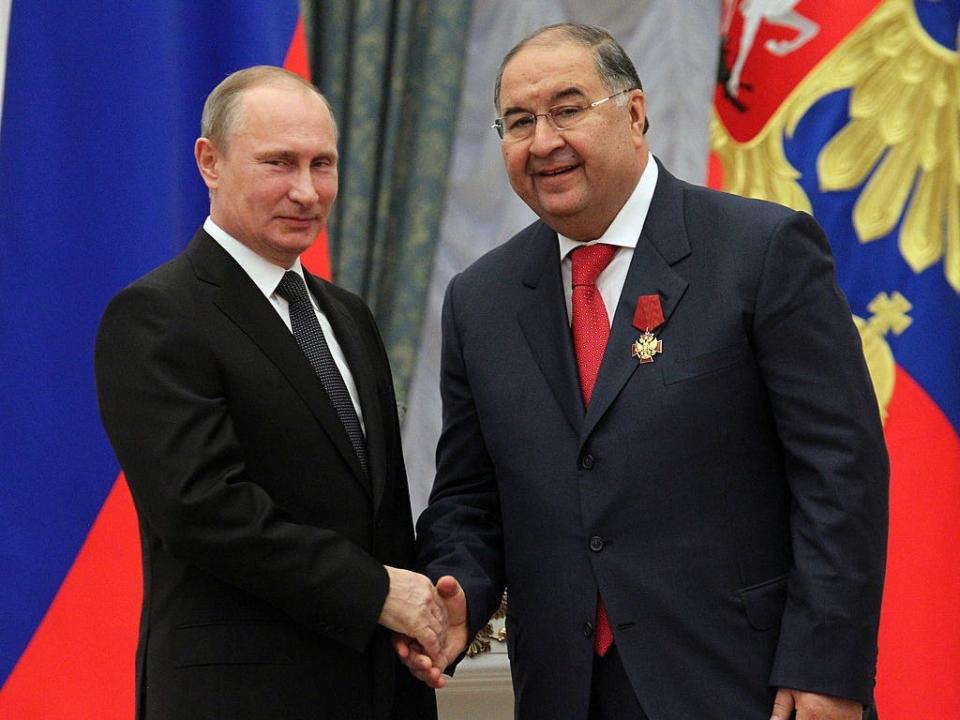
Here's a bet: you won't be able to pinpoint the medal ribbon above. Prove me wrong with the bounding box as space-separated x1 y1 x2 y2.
632 293 664 332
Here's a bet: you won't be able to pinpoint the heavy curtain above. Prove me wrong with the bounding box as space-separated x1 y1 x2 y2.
306 0 473 400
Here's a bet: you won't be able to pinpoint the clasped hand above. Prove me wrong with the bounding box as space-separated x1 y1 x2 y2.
379 571 467 689
771 688 863 720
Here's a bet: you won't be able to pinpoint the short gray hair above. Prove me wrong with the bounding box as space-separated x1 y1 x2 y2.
200 65 337 150
494 23 648 134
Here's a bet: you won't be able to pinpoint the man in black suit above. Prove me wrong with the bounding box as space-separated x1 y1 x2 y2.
399 24 887 720
96 66 441 720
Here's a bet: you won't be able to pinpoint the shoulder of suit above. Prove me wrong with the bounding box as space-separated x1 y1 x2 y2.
675 177 802 227
111 249 193 299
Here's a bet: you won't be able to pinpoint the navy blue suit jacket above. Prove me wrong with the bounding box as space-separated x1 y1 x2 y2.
417 163 888 720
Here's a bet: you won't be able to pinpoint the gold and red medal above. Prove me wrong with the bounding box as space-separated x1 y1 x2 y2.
631 294 664 364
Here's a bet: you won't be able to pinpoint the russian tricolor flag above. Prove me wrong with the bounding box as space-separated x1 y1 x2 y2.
711 1 960 715
0 3 326 716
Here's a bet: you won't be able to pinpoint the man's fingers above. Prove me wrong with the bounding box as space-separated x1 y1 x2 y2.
770 687 796 720
436 575 462 599
393 634 441 674
396 640 447 687
399 641 455 688
780 690 862 720
398 649 433 672
410 628 454 673
416 624 442 649
382 570 467 688
412 666 445 689
380 566 449 638
392 633 411 660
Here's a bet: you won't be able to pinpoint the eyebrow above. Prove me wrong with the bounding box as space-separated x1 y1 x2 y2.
254 149 338 162
501 86 588 116
255 149 297 161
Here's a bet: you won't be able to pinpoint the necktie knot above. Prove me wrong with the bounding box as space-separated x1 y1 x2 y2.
571 243 617 287
276 271 309 304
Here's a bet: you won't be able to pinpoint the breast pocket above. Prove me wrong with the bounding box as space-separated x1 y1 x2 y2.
660 340 752 385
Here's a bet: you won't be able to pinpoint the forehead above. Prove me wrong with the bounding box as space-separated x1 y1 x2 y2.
500 41 603 107
231 84 335 147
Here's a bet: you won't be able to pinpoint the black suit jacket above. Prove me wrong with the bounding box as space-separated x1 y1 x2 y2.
417 163 888 719
96 229 435 720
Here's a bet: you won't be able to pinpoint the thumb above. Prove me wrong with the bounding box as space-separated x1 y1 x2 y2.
770 688 796 720
436 575 462 600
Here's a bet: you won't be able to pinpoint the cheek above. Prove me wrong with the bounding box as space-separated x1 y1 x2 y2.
249 180 290 208
318 177 338 202
503 147 529 183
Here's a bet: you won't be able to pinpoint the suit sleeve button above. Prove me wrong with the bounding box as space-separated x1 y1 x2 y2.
583 621 594 638
589 536 604 552
580 454 595 470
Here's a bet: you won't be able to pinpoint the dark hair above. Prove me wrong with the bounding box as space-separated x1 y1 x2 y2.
494 23 648 134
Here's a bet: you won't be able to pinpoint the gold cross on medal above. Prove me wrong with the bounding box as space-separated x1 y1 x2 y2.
631 330 662 364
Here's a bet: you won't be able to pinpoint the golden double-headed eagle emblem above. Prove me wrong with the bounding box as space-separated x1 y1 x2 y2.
712 0 958 420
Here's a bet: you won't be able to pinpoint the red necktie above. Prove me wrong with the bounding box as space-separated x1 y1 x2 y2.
571 243 617 656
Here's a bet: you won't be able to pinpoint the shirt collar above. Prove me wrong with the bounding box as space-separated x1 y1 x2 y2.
203 216 306 298
558 155 659 261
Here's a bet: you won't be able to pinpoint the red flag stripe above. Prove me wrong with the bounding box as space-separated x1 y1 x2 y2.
876 366 960 717
0 476 140 718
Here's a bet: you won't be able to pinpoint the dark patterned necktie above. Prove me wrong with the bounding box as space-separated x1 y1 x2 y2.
275 271 367 476
571 243 617 656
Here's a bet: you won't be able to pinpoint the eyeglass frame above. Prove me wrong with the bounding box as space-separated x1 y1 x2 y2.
492 88 638 141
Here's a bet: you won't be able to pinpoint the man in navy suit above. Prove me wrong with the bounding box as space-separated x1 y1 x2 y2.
399 24 887 720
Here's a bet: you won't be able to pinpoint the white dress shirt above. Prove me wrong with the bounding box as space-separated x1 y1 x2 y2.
204 217 365 433
558 157 659 326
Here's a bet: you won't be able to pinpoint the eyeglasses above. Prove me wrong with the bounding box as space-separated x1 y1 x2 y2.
492 88 636 141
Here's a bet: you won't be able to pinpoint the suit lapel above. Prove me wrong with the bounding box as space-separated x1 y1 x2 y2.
186 231 372 497
307 275 386 508
516 222 584 435
583 164 691 441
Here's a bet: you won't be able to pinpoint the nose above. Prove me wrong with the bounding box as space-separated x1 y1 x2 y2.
289 165 319 205
528 116 565 156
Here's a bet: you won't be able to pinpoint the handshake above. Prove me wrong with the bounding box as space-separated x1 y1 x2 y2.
378 567 469 689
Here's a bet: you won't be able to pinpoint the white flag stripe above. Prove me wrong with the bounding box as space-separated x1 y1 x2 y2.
0 0 12 138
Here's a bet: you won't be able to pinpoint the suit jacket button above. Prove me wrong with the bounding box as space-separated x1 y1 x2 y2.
580 454 595 470
589 536 604 552
583 621 594 638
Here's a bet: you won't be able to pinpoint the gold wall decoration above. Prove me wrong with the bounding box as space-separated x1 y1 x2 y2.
467 590 508 657
853 291 913 423
712 0 960 292
710 112 813 215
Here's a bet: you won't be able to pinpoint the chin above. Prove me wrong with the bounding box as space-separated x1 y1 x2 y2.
539 204 583 226
282 227 320 244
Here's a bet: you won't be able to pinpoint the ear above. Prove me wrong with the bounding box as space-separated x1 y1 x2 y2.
628 90 648 145
194 137 221 190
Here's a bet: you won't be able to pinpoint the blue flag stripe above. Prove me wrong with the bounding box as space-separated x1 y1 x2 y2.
0 1 300 686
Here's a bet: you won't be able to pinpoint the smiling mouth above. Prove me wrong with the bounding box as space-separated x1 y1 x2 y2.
537 164 579 177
